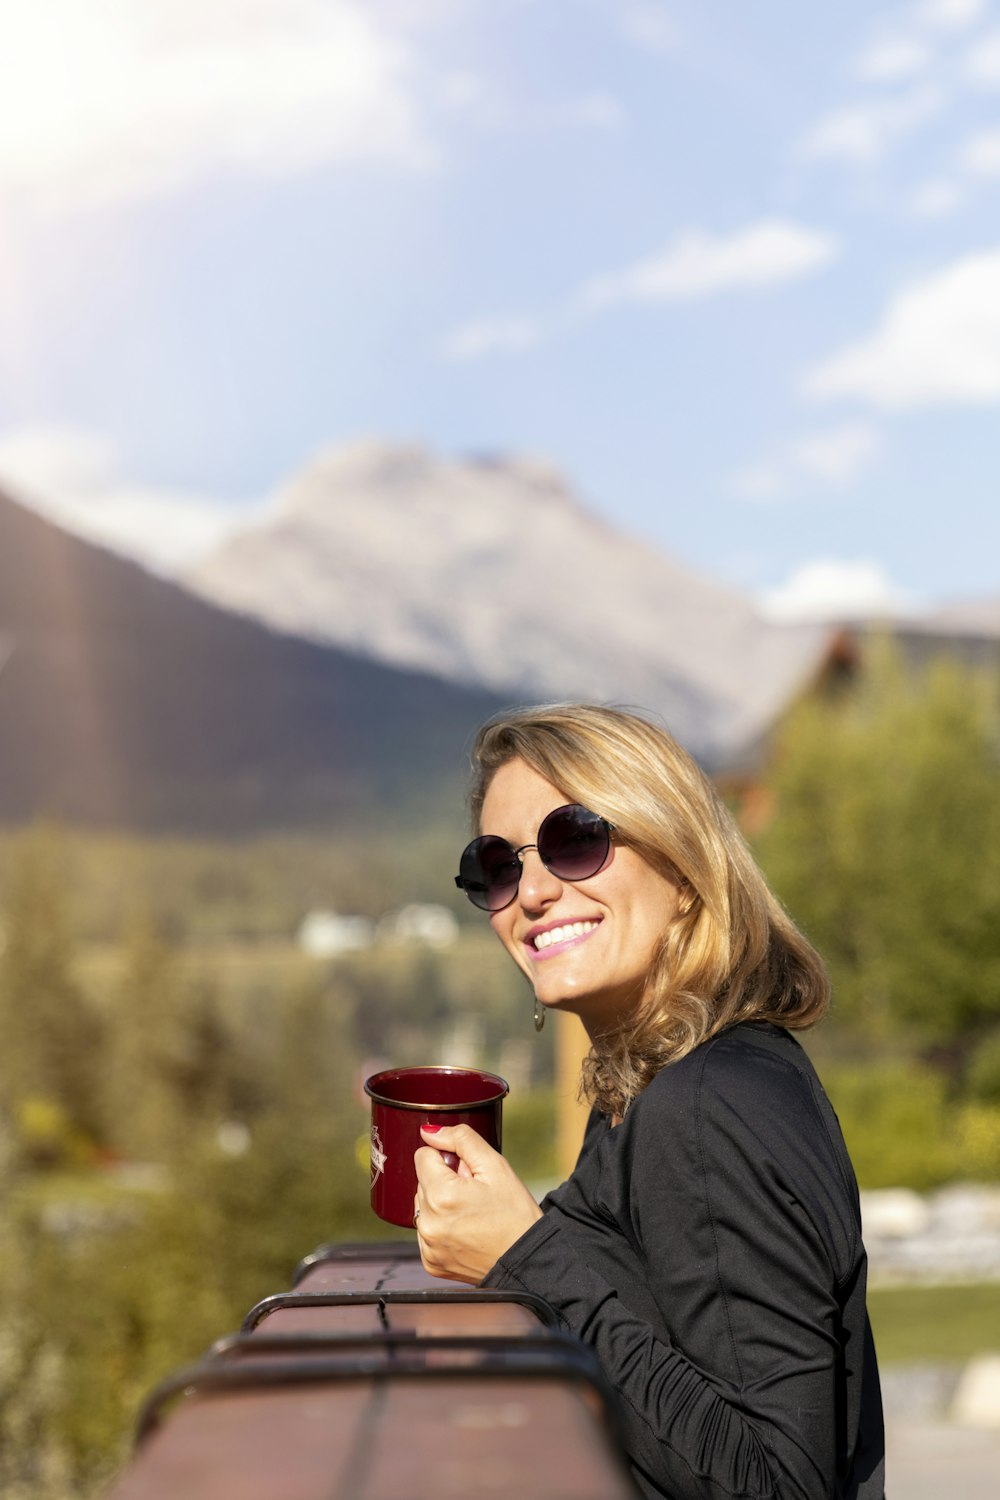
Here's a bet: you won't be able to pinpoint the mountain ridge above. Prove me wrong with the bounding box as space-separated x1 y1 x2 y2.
187 439 834 767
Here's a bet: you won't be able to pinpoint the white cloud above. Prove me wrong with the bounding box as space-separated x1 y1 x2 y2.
964 25 1000 81
440 220 840 361
851 0 987 89
439 316 542 361
621 3 679 55
804 247 1000 408
915 0 987 32
578 220 840 310
0 424 257 570
757 559 915 623
907 128 1000 217
905 177 971 216
790 424 883 482
729 423 881 501
907 177 966 215
0 426 118 497
797 86 944 165
854 37 932 81
0 0 427 213
957 127 1000 173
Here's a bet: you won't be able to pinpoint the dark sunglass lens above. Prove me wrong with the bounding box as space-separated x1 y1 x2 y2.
459 835 521 911
539 805 610 881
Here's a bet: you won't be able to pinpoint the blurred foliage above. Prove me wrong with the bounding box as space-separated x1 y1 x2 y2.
0 828 106 1157
502 1087 561 1185
951 1101 1000 1180
0 820 475 944
965 1024 1000 1105
755 641 1000 1069
818 1060 1000 1189
0 819 541 1496
755 643 1000 1187
1 1107 380 1498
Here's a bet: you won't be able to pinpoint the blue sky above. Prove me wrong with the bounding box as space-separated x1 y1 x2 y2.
0 0 998 618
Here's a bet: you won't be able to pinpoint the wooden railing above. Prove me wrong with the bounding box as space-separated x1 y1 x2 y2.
105 1241 635 1499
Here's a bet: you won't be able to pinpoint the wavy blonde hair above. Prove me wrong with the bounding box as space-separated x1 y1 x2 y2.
468 703 829 1117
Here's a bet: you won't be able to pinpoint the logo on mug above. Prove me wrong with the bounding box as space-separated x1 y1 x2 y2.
370 1123 387 1185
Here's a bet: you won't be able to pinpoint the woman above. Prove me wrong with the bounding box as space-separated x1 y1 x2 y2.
414 704 885 1500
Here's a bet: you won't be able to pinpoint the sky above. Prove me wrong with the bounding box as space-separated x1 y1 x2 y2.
0 0 998 620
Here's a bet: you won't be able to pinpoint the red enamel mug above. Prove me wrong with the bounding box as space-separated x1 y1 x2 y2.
364 1065 508 1228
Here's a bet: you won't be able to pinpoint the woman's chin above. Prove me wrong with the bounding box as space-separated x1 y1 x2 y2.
534 990 594 1024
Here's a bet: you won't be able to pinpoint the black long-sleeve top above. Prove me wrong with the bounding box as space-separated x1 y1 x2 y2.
482 1022 885 1500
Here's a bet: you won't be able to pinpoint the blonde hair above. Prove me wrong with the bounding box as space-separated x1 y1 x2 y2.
468 703 829 1117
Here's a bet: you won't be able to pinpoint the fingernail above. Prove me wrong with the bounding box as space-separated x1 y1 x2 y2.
421 1121 442 1133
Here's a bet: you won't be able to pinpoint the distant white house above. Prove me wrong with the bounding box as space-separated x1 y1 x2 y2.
377 903 459 949
297 903 458 957
297 910 375 957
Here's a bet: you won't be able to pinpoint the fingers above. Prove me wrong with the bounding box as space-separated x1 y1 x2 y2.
412 1141 477 1251
419 1123 498 1174
414 1143 462 1189
429 1148 471 1175
412 1131 543 1286
412 1171 471 1283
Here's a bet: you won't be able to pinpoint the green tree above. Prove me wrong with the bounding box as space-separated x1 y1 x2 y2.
103 913 183 1160
0 826 105 1160
756 644 1000 1065
105 914 223 1159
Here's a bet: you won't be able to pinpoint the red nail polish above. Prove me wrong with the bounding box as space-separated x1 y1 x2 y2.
422 1121 442 1133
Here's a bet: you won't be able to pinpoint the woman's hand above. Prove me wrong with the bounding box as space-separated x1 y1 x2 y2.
413 1124 544 1284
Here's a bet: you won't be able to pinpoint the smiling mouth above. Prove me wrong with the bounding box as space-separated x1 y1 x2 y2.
530 919 600 953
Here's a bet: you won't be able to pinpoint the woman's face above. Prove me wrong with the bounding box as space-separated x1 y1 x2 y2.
479 758 684 1036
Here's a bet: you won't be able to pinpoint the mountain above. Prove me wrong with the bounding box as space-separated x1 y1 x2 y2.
0 488 507 832
186 441 834 768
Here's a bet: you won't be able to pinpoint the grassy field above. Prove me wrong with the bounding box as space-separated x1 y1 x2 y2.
868 1282 1000 1365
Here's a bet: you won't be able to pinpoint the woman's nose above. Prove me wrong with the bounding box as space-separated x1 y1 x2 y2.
517 848 562 909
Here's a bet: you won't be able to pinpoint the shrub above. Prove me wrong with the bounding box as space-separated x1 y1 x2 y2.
819 1062 956 1190
951 1102 1000 1180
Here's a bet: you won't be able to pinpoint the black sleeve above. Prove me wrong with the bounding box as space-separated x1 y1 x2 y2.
483 1045 852 1500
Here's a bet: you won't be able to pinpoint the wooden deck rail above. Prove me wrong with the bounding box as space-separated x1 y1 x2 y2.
105 1241 636 1500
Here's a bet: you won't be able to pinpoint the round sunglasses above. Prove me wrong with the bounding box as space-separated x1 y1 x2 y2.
454 803 614 913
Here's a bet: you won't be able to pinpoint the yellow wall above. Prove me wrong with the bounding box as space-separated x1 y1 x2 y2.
555 1012 591 1177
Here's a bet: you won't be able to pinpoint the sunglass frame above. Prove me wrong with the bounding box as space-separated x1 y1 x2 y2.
454 803 614 913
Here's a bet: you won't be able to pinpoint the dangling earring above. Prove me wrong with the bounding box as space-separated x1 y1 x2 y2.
533 996 545 1032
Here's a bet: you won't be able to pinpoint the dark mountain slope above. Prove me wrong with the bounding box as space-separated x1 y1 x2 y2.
0 489 506 832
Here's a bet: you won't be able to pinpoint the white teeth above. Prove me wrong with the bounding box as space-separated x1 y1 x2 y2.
533 921 598 950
